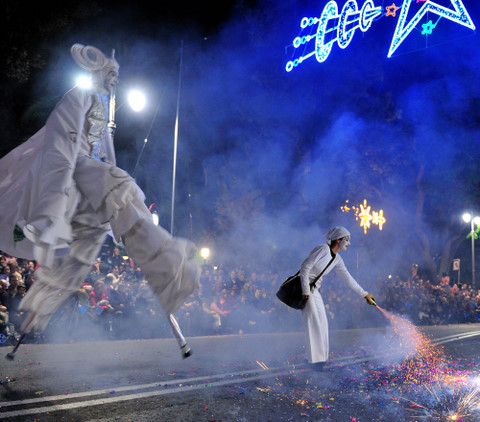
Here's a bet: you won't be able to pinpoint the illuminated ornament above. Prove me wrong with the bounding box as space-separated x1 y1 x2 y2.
372 210 386 230
341 199 386 233
357 200 373 234
386 4 400 17
341 199 351 213
285 0 475 71
421 20 437 35
466 226 480 240
388 0 476 57
285 0 382 71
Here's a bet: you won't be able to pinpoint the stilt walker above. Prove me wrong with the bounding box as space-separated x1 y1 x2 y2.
0 44 200 360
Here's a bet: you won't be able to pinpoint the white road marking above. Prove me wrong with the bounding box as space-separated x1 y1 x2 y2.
1 330 479 417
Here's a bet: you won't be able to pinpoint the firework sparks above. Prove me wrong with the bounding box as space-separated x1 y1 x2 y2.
374 305 480 420
256 361 269 371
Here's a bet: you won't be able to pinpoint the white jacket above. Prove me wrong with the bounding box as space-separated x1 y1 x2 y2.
0 86 115 264
299 244 368 298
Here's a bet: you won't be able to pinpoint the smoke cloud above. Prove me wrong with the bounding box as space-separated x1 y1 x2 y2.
17 0 480 339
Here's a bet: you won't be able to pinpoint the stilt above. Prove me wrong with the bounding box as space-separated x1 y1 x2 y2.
168 314 191 358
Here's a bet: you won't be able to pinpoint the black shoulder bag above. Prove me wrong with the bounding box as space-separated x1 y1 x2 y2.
276 254 335 310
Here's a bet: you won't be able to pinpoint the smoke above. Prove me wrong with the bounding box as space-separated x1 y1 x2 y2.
12 0 480 344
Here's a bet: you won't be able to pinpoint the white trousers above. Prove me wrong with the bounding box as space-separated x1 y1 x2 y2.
20 156 200 332
301 288 329 363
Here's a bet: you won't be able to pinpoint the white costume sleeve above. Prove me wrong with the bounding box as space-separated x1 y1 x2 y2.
300 246 328 296
334 255 368 298
22 87 90 266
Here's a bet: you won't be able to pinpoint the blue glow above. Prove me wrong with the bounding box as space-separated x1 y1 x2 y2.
315 1 339 63
338 0 359 49
285 0 382 71
421 20 437 35
387 0 476 58
286 0 476 72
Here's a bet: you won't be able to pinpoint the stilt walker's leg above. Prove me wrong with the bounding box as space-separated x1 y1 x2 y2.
110 201 200 357
73 158 201 357
5 212 108 360
5 312 34 360
169 314 192 358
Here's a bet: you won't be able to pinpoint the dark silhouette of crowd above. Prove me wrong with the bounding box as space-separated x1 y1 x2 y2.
1 245 480 345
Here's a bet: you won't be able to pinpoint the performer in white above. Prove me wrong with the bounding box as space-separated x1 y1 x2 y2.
0 44 200 335
300 226 376 370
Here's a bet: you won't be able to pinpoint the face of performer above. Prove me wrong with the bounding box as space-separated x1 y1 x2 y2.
338 236 351 251
104 68 119 92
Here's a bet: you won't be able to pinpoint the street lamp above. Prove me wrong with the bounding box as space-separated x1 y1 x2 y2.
462 212 480 288
127 90 146 112
152 211 159 226
76 74 92 89
200 247 210 262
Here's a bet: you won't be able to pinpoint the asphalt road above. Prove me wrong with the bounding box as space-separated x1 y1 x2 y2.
1 323 480 421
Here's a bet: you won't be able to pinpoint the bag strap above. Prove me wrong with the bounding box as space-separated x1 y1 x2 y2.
309 253 336 290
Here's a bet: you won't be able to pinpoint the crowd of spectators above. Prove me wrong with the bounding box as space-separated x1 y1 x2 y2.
1 245 480 343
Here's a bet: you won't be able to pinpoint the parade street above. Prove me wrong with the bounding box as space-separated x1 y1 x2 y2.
1 323 480 422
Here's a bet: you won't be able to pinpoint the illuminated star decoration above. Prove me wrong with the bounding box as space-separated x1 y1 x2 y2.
357 200 373 234
421 20 437 35
372 210 386 230
386 4 400 17
388 0 476 57
341 199 386 234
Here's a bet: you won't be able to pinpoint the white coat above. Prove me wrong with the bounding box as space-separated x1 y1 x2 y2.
0 86 115 265
300 244 368 363
0 84 200 332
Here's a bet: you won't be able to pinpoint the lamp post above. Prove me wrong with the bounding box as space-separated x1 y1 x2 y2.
462 212 480 288
171 40 184 235
200 247 210 263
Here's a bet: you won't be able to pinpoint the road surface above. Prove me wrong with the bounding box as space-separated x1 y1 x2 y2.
1 323 480 421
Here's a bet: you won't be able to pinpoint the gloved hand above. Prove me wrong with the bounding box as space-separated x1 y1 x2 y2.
364 294 377 306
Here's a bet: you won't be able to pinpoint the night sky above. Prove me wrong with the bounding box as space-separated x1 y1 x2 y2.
1 0 480 282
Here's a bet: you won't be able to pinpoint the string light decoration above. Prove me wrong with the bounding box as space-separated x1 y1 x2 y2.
341 199 386 233
385 3 400 17
388 0 476 57
285 0 476 72
421 19 438 34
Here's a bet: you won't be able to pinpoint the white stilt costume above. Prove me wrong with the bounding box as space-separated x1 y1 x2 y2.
0 44 200 333
300 227 369 364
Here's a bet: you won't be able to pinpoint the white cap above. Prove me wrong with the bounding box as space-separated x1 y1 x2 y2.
325 226 351 245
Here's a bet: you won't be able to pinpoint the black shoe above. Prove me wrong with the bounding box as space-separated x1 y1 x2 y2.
308 362 326 372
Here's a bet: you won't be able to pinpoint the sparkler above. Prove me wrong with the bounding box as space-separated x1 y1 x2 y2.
374 303 480 420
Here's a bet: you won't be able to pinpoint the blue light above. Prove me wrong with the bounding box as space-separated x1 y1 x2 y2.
285 0 381 72
315 0 339 63
337 0 359 49
387 0 476 58
285 0 475 72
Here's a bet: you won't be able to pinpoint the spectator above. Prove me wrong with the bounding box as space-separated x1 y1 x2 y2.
109 247 124 268
0 279 9 331
7 272 21 298
210 289 232 333
9 282 26 331
87 259 104 285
